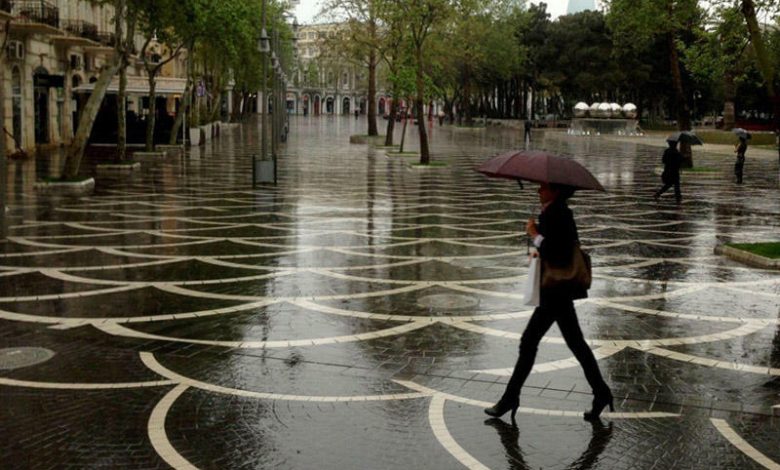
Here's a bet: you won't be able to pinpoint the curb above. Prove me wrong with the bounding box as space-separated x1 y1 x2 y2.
714 244 780 269
34 178 95 196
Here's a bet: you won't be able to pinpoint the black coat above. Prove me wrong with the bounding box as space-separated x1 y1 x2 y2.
661 147 682 184
537 198 587 300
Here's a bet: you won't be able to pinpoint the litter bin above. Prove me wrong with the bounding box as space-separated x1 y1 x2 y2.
254 156 275 184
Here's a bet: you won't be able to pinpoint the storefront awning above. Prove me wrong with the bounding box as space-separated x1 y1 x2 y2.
73 76 188 96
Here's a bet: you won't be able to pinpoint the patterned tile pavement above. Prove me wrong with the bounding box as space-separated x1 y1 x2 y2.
1 116 780 469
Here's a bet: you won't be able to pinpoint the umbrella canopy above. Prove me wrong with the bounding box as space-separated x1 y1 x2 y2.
476 150 606 191
732 128 752 139
667 131 703 146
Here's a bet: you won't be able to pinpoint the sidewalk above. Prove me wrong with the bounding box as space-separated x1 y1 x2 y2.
1 116 779 469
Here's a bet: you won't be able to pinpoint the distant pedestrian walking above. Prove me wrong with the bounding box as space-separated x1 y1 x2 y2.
354 109 359 119
654 140 683 203
524 119 532 142
734 136 747 184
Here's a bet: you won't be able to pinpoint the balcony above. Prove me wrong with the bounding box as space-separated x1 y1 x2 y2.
10 0 61 34
61 20 100 43
0 0 13 20
97 32 116 47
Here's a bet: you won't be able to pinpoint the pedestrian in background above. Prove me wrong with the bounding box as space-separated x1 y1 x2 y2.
654 140 683 203
524 119 532 142
734 135 747 184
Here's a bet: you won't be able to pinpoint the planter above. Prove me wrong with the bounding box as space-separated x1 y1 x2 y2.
715 244 780 269
201 123 213 141
189 128 201 146
35 177 95 196
350 134 386 144
132 151 167 162
96 162 141 179
255 159 275 184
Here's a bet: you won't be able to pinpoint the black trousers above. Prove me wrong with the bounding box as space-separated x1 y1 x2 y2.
734 156 745 183
501 298 610 402
655 180 681 200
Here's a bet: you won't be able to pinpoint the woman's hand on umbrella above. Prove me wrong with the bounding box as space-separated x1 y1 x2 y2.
526 218 539 238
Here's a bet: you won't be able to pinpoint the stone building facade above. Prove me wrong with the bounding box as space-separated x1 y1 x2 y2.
0 0 187 154
283 22 391 116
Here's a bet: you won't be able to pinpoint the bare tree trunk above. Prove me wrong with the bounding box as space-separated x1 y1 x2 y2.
367 48 378 136
117 64 127 161
169 44 194 145
399 110 408 153
741 0 780 161
210 91 222 122
115 0 127 162
668 31 693 167
145 73 158 151
384 93 398 146
722 71 736 131
63 59 121 178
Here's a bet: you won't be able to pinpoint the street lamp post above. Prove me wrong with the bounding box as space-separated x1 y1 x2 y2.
255 0 270 187
0 119 6 240
692 90 702 127
271 49 278 184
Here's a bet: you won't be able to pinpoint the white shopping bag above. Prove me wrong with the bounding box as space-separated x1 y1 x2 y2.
523 256 540 306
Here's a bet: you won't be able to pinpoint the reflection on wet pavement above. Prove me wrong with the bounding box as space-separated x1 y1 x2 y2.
1 116 779 468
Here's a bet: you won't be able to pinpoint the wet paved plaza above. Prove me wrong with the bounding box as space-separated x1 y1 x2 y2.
1 117 780 469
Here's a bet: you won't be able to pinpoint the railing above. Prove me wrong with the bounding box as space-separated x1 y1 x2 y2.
11 1 59 28
61 19 99 42
97 32 116 47
1 0 13 14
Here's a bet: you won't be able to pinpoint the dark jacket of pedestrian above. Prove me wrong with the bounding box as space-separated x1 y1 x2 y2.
537 196 586 300
661 145 683 184
735 138 747 160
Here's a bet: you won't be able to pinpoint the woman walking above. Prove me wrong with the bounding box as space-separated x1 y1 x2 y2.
734 135 748 184
484 182 613 422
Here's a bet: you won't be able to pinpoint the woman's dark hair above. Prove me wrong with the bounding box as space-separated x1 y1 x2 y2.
550 183 576 200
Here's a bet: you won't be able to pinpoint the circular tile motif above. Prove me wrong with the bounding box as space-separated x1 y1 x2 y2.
0 347 55 370
417 294 479 311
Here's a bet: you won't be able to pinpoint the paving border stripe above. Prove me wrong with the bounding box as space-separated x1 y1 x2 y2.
642 347 780 376
101 320 431 348
148 384 199 470
428 395 490 470
292 299 534 322
0 247 89 259
0 299 275 326
711 418 780 470
140 352 430 402
394 380 680 419
473 346 626 376
0 376 174 389
0 284 144 302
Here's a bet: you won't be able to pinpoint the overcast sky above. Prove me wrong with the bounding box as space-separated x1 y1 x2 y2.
294 0 598 25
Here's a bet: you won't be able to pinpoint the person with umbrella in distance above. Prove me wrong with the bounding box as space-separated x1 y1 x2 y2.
733 128 750 184
477 150 614 423
653 138 684 203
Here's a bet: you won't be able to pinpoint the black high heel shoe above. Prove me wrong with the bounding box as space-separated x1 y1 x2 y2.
583 394 614 421
484 398 519 422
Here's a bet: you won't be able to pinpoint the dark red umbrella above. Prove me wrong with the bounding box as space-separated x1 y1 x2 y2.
476 150 606 191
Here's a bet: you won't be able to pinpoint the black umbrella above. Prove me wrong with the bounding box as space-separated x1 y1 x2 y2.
732 128 751 140
667 131 703 146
